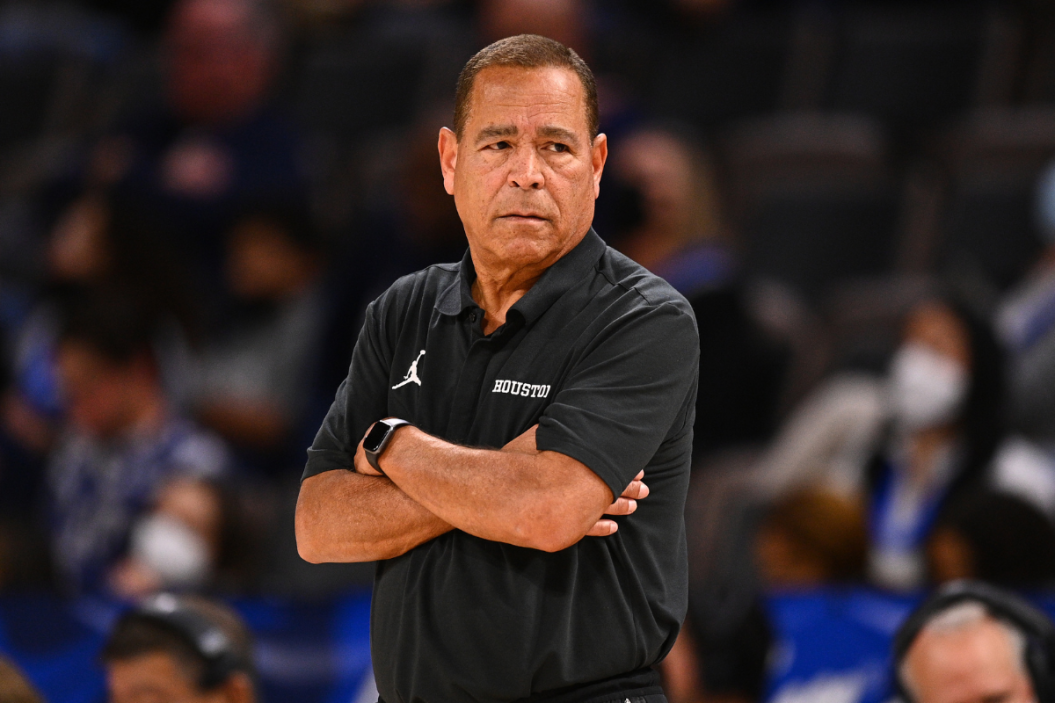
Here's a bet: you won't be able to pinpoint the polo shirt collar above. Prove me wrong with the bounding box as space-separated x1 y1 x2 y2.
435 228 606 324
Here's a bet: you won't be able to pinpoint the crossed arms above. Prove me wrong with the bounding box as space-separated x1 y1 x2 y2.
295 424 649 562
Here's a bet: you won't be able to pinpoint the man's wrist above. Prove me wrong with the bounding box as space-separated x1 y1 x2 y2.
363 418 413 475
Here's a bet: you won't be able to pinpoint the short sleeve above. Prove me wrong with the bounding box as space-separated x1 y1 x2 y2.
535 301 700 498
302 300 392 480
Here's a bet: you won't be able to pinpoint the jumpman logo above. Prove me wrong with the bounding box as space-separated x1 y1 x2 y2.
392 350 426 389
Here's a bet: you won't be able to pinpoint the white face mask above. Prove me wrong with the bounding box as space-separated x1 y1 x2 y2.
130 513 211 588
888 342 969 432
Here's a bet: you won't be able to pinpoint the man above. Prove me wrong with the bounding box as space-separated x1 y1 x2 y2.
296 34 700 703
96 0 305 328
48 290 229 595
102 593 256 703
893 580 1055 703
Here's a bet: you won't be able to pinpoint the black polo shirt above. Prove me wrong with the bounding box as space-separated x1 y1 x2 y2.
304 229 700 703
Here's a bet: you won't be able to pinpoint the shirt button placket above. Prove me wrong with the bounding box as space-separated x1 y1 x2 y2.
445 313 494 442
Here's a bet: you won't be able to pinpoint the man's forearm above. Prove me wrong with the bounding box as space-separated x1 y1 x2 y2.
378 427 611 552
296 469 453 563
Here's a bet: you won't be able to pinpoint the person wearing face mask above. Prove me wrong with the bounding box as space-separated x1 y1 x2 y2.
867 298 1004 590
750 293 1004 591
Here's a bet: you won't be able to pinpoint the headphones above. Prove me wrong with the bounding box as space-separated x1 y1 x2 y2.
125 593 253 690
892 580 1055 703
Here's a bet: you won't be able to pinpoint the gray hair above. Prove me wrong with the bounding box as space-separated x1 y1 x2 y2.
899 601 1028 701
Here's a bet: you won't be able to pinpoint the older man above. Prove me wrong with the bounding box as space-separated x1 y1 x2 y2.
103 593 256 703
296 34 699 703
894 581 1055 703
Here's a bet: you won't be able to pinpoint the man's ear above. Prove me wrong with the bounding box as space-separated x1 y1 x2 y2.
591 133 608 199
438 127 458 196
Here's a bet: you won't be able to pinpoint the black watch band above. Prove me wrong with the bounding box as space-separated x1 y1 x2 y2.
363 418 412 475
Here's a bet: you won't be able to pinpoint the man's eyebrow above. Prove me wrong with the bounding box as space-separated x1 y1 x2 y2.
538 126 580 145
475 125 518 142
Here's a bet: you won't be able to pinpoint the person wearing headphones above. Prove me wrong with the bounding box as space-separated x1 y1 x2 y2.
893 580 1055 703
101 593 256 703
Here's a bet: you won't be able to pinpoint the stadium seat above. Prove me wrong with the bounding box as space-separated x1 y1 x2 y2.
649 9 795 131
823 4 1018 136
294 31 430 140
722 112 900 301
932 107 1055 290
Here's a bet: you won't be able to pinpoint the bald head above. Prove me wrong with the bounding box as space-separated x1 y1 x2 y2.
902 603 1037 703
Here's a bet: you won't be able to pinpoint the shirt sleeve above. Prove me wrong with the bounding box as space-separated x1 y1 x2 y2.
535 301 700 499
302 300 392 480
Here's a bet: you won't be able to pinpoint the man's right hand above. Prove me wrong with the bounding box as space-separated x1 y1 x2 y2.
501 425 649 538
586 470 648 537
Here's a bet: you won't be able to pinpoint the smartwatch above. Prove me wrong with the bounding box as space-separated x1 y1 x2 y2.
363 418 412 475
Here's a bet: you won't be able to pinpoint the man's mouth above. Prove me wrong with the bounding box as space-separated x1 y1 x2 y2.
499 213 548 221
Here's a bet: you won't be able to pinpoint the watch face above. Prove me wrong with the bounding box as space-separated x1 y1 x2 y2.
363 422 391 453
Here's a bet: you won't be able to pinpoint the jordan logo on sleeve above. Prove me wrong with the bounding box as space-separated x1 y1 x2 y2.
392 350 426 389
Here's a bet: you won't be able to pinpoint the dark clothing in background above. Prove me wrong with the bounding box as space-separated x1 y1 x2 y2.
108 106 306 327
305 230 699 703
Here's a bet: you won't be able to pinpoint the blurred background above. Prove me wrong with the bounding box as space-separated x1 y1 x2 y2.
1 0 1055 700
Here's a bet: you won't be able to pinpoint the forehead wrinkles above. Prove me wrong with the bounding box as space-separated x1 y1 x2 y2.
467 67 587 137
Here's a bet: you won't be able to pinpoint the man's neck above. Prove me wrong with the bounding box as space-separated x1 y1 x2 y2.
471 265 543 335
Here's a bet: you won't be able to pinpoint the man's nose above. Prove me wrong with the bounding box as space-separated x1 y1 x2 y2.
508 145 544 190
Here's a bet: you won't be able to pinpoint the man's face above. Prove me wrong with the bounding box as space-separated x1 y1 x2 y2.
903 618 1037 703
57 342 141 440
439 65 607 275
165 0 272 123
107 652 223 703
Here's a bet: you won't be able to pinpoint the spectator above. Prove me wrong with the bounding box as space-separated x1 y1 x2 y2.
102 593 255 703
989 162 1055 513
755 487 869 588
191 200 324 469
608 125 788 458
926 490 1055 589
754 292 1004 591
4 191 198 453
867 297 1004 590
0 657 44 703
93 0 306 329
893 581 1055 703
47 290 229 595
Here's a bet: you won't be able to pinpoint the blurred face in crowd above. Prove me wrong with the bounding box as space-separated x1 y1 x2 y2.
56 342 156 440
226 219 318 300
107 652 253 703
888 301 972 433
438 65 607 276
902 616 1036 703
47 195 111 282
165 0 275 124
616 129 719 247
479 0 587 57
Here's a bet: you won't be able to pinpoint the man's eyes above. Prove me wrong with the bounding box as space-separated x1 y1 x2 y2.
483 142 570 153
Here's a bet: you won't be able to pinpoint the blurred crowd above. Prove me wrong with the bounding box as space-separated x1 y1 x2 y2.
1 0 1055 700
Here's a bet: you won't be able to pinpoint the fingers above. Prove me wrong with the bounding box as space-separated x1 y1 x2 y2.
589 472 648 538
620 479 649 500
604 497 638 516
586 519 618 537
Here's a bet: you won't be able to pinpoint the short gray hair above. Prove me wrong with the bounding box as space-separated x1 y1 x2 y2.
453 34 599 140
899 601 1028 700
